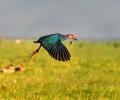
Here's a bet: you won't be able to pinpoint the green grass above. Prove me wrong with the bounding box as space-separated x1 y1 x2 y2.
0 39 120 100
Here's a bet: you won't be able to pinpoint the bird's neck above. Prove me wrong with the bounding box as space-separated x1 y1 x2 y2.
59 34 68 41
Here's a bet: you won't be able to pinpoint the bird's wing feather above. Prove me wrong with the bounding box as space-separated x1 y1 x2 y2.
48 41 71 61
39 35 71 61
39 34 59 45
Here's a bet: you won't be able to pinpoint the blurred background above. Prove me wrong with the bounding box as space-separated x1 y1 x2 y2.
0 1 120 99
0 0 120 40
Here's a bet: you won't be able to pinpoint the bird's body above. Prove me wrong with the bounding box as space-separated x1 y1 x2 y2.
32 33 77 62
36 33 67 43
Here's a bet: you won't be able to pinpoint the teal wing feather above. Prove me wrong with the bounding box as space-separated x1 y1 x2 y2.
39 34 59 44
39 34 71 61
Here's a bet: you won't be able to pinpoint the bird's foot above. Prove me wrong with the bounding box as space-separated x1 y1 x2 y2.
30 48 40 58
30 44 41 58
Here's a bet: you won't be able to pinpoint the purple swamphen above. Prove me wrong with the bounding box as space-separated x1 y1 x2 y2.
31 33 77 62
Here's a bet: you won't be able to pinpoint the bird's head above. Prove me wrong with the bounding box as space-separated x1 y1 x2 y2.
66 34 77 40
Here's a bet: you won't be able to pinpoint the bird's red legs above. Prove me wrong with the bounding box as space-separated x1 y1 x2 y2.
30 44 41 58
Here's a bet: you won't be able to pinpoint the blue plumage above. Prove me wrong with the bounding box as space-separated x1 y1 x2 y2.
32 33 77 62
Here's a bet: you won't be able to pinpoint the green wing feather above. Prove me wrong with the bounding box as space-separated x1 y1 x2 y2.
39 34 59 45
39 34 71 61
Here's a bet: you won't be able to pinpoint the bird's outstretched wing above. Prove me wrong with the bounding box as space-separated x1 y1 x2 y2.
39 34 71 61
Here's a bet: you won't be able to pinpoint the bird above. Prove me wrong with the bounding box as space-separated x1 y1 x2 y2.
31 33 77 62
0 64 15 73
0 63 25 73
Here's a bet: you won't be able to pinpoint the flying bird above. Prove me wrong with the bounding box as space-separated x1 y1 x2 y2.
31 33 77 61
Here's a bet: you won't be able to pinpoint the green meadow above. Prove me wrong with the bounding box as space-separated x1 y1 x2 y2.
0 39 120 100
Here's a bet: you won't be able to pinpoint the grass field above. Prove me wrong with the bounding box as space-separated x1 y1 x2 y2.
0 39 120 100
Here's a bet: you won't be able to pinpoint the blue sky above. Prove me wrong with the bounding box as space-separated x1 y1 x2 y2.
0 0 120 39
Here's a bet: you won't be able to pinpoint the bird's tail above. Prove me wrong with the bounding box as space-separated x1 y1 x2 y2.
33 40 39 43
